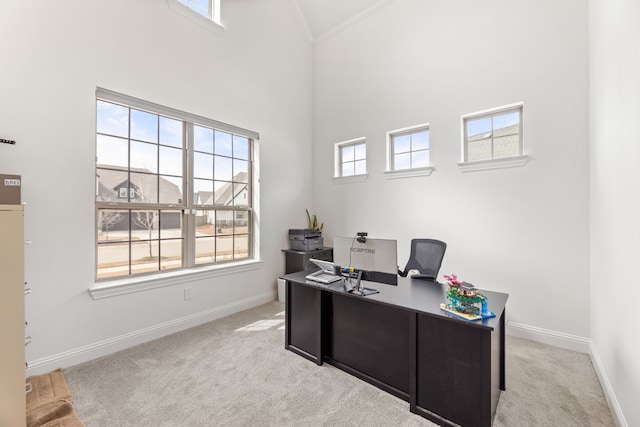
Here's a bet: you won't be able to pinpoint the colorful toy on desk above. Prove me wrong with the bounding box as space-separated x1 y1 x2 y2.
440 274 495 321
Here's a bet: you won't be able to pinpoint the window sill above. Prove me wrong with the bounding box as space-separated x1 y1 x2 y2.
167 0 224 35
384 167 435 179
89 259 263 299
332 174 369 184
457 155 530 172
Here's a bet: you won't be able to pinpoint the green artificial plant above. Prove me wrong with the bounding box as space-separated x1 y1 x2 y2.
306 209 324 232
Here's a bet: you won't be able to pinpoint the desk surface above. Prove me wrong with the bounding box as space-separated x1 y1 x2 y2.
281 270 508 331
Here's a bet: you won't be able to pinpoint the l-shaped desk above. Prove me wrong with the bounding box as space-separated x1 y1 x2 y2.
281 271 509 427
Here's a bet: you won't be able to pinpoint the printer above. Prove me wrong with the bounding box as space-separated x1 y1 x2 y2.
289 229 323 252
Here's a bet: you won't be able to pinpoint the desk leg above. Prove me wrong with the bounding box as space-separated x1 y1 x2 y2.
500 308 506 391
409 313 417 413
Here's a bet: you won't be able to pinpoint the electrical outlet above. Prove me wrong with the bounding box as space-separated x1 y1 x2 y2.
184 287 192 301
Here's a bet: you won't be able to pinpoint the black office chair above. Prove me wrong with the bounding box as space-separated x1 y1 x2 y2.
398 239 447 280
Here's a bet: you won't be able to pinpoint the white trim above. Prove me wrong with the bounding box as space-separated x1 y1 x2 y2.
166 0 224 35
312 0 398 46
457 155 529 172
461 101 525 121
590 342 629 427
90 260 263 299
384 167 434 179
332 174 369 184
26 291 275 376
506 321 590 353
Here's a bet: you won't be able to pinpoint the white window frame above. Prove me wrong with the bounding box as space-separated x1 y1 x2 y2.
458 102 528 172
333 138 368 184
384 123 434 179
91 88 260 298
167 0 223 34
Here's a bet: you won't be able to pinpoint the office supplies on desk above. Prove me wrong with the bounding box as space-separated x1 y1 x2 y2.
306 259 342 284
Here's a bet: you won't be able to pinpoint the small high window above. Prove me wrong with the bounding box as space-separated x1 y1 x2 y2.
462 103 523 163
388 125 430 171
177 0 220 23
335 138 366 177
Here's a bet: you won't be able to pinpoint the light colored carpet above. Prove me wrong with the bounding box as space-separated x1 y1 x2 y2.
64 302 614 426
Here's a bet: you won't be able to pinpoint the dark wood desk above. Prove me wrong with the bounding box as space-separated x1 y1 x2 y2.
282 271 508 427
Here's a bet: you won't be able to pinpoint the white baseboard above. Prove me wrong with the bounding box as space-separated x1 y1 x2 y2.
507 321 627 426
26 291 276 376
589 342 628 427
506 321 590 353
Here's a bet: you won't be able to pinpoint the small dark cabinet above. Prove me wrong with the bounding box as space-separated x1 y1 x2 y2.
282 247 333 274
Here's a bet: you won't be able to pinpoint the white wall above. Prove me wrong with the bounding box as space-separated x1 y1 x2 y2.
312 0 591 341
589 0 640 425
0 0 312 373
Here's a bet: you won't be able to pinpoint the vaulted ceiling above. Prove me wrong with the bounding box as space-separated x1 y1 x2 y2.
294 0 391 43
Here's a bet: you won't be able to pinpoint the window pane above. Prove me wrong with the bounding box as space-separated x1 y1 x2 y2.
394 135 410 154
354 159 366 175
194 179 213 205
97 101 128 138
98 210 130 243
132 210 160 240
159 146 182 177
216 235 233 261
412 131 429 151
394 153 411 170
493 111 520 134
159 117 182 148
412 150 430 168
467 117 491 139
215 155 233 181
233 183 249 207
195 237 215 265
216 211 234 234
130 239 160 274
493 134 520 158
97 168 127 202
194 152 213 179
97 135 128 168
234 234 249 259
342 162 354 176
160 239 182 271
130 109 158 143
341 145 354 162
194 125 214 153
235 211 249 231
160 210 182 238
159 175 183 204
233 135 249 160
467 139 492 162
354 143 366 160
130 141 158 173
215 130 233 156
195 210 215 236
214 180 232 205
97 242 130 279
233 159 249 182
130 172 158 203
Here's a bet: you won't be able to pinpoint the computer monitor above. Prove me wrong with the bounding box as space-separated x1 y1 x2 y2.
333 236 398 285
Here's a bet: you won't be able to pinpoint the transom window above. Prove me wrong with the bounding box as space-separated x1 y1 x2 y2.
335 138 366 177
388 125 430 171
95 89 257 280
462 104 523 163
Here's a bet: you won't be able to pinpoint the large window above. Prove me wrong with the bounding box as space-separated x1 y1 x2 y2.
387 125 430 171
95 89 257 280
462 104 523 163
335 138 366 177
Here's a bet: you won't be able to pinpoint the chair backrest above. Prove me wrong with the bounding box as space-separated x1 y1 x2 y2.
402 239 447 279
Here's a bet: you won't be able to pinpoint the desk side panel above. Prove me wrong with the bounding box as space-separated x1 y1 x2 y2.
328 294 411 395
287 283 321 363
416 314 491 427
